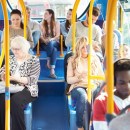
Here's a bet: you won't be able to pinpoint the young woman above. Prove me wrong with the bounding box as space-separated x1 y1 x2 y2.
9 9 34 48
0 36 40 130
67 37 104 130
40 9 60 79
60 9 72 40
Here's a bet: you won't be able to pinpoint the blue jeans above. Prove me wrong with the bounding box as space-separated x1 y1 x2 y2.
71 87 91 129
41 40 59 68
32 31 41 49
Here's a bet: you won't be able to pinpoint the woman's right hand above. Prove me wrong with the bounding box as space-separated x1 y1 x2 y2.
1 72 5 81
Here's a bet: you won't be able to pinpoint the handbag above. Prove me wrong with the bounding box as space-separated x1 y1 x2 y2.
0 81 24 93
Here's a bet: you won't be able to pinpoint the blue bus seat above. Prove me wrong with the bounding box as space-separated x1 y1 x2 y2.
68 95 78 130
24 103 32 130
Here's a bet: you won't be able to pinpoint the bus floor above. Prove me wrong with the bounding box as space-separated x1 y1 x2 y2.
31 82 69 130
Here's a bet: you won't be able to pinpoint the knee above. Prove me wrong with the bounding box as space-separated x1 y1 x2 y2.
11 96 22 109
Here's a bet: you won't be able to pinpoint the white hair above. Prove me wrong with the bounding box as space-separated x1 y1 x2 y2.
10 36 30 54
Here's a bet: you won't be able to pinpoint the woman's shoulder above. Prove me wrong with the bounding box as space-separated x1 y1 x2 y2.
31 55 40 62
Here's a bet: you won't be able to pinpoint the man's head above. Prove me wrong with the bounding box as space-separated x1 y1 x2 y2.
26 6 31 20
114 59 130 99
86 7 100 24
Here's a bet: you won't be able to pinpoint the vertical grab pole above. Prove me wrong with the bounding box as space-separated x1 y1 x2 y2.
106 0 117 122
60 35 64 57
36 40 40 56
18 0 27 39
1 0 10 130
87 0 94 103
71 0 80 53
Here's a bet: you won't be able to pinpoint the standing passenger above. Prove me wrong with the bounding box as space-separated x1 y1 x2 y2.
40 9 60 79
67 37 104 130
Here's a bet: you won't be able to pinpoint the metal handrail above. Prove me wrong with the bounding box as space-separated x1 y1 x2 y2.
18 0 27 39
71 0 80 53
1 0 10 130
106 0 117 114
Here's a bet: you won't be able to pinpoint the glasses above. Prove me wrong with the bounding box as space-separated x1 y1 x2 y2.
11 48 21 51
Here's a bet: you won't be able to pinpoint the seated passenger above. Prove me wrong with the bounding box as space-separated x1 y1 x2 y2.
101 20 119 59
118 44 130 59
93 58 130 130
26 6 41 49
67 37 104 130
65 7 102 55
40 9 60 79
109 112 130 130
60 9 72 41
0 36 40 130
1 9 34 52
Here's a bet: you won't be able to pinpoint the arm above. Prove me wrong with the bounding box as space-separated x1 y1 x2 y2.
27 26 34 48
27 57 40 86
93 94 108 130
92 25 102 52
65 25 72 47
30 20 40 33
67 57 81 84
50 21 60 41
10 57 40 86
60 22 68 39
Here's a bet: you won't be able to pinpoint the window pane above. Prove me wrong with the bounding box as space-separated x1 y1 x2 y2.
8 0 90 18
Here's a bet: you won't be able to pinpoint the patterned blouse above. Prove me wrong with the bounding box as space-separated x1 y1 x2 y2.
0 55 40 97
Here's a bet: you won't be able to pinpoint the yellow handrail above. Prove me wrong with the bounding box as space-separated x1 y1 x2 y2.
1 0 10 130
60 35 64 57
0 48 5 68
18 0 27 39
87 0 94 103
36 40 40 56
71 0 80 53
106 0 117 114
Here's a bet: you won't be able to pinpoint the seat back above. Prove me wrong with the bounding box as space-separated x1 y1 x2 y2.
64 51 74 94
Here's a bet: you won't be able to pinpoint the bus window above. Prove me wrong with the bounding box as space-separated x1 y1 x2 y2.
8 0 90 19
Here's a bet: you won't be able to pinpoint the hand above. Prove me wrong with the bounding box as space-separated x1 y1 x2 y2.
1 73 5 81
10 75 19 82
44 38 50 45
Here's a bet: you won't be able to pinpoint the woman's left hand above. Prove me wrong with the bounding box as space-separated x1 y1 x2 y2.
10 75 19 82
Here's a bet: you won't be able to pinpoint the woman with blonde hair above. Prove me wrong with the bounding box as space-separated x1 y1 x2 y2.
67 37 104 130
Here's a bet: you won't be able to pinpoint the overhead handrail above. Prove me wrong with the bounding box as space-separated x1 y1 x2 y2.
18 0 27 39
71 0 80 53
1 0 10 130
106 0 117 121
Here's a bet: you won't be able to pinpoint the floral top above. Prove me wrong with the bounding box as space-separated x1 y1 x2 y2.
0 55 40 97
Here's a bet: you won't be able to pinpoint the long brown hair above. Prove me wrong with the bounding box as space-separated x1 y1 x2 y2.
65 9 72 32
43 9 55 37
11 9 24 29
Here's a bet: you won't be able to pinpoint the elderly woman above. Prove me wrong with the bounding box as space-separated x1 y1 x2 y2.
67 37 104 130
0 36 40 130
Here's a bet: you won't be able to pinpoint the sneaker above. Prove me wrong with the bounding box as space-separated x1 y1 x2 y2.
49 74 57 79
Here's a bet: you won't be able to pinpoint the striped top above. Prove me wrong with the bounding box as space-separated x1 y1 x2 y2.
0 55 40 97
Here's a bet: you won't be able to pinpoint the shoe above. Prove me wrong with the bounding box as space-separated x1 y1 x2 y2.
49 74 57 79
